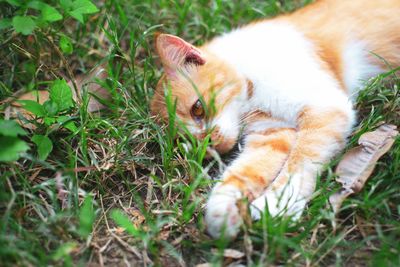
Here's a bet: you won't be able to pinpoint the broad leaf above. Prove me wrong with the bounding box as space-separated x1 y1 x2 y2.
52 242 77 261
49 79 74 111
69 0 99 23
28 1 63 22
78 195 96 238
17 100 46 117
12 16 36 35
60 0 73 11
43 100 59 116
57 116 78 132
32 134 53 160
0 136 29 162
41 4 63 22
0 120 27 137
59 35 73 55
43 117 56 126
0 18 12 30
5 0 21 6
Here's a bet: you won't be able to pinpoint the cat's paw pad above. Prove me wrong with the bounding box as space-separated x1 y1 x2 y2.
205 185 243 239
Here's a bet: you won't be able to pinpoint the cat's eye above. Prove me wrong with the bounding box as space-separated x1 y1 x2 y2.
191 99 205 121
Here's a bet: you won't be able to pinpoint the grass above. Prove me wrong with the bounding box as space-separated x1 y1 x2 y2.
1 0 399 266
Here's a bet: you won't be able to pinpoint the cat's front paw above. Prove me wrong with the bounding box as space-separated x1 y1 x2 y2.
205 184 243 239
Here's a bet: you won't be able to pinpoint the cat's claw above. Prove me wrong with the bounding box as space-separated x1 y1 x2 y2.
205 184 243 239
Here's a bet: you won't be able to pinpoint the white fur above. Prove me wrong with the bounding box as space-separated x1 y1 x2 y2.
250 165 317 221
205 184 243 239
211 96 245 140
250 173 306 220
186 122 204 135
342 41 382 100
204 20 380 238
207 22 354 123
245 119 295 134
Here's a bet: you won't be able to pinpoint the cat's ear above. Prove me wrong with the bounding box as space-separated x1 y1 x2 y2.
155 34 206 75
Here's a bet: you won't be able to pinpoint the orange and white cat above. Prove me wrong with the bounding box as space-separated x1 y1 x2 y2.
151 0 400 239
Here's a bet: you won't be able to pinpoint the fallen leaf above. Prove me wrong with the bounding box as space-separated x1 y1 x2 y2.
129 209 146 227
211 248 245 260
223 248 245 259
329 124 398 216
55 172 68 209
70 66 111 113
114 227 125 235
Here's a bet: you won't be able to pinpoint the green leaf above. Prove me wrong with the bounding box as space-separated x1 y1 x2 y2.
110 209 140 237
72 0 98 12
52 242 77 261
23 61 36 77
0 136 29 162
28 1 63 22
69 0 99 23
12 16 36 35
64 121 78 132
27 1 44 9
31 135 53 160
43 117 56 126
17 100 46 117
60 0 73 11
57 116 78 132
43 100 59 116
0 18 12 30
49 79 74 111
5 0 21 6
0 120 27 137
41 4 63 22
78 195 95 238
59 35 73 55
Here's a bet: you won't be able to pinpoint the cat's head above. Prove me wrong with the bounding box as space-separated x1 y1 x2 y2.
151 34 248 154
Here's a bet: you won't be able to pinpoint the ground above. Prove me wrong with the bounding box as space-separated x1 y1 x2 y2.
0 0 399 266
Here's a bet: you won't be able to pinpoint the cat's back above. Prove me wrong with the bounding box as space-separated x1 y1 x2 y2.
284 0 400 92
284 0 400 69
205 0 400 94
286 0 400 47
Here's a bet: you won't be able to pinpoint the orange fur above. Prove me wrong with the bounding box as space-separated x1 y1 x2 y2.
152 54 244 122
221 127 297 199
282 0 400 90
288 107 349 172
246 80 254 99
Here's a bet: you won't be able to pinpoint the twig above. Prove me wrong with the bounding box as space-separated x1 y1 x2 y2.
110 232 142 259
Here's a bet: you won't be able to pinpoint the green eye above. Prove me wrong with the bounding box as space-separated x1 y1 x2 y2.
191 99 205 121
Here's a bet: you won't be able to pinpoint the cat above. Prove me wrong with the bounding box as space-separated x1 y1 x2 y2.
151 0 400 239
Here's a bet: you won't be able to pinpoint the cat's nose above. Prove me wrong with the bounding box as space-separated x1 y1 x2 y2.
194 132 207 139
211 130 235 154
214 141 235 154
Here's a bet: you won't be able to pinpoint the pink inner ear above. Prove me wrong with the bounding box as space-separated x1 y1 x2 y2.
156 34 206 71
184 50 206 66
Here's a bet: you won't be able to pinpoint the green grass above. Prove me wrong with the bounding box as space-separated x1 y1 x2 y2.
1 0 399 266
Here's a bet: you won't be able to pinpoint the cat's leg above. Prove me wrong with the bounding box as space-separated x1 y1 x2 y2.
251 105 355 220
250 164 309 220
205 119 297 238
